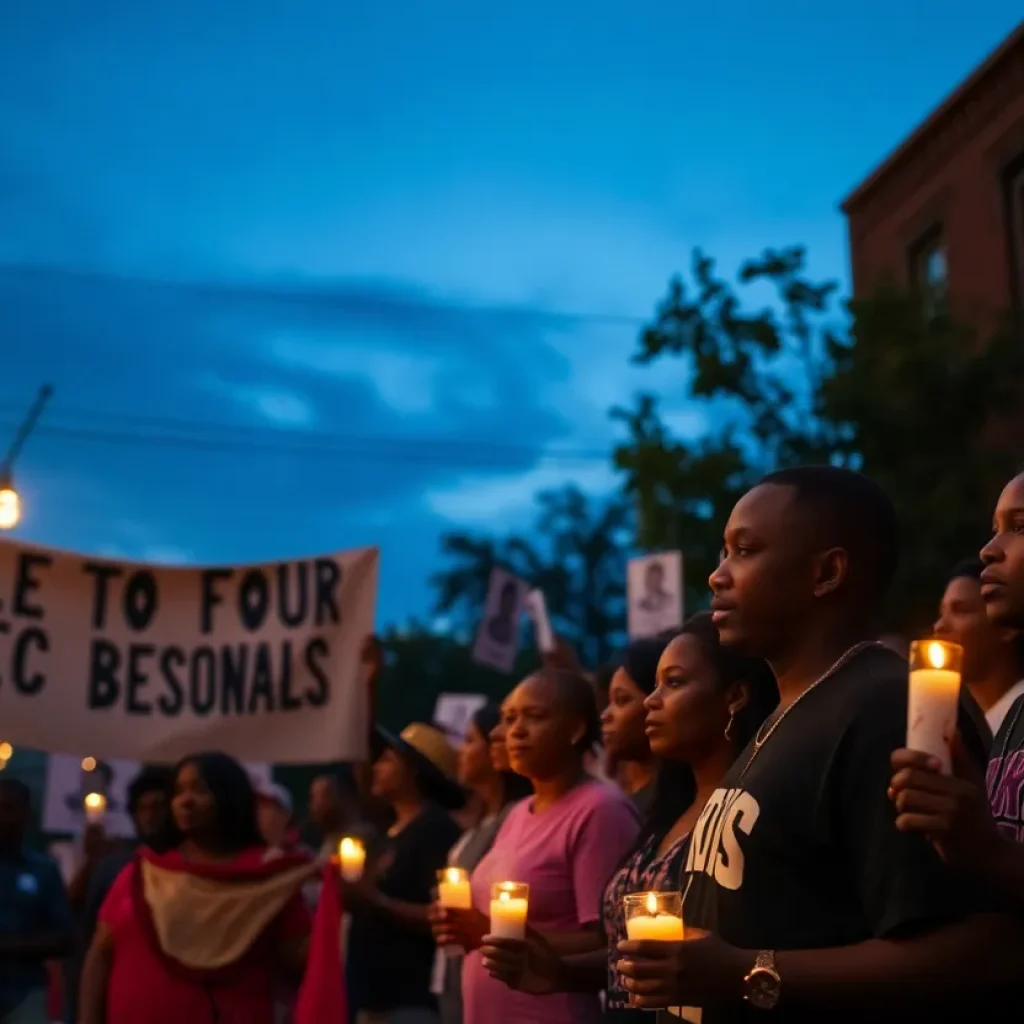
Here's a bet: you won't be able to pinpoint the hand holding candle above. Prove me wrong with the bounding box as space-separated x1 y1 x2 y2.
623 891 684 942
907 639 962 774
436 867 473 956
83 791 107 826
489 882 529 939
338 837 366 882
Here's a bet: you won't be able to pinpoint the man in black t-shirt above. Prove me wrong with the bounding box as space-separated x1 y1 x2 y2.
617 466 1014 1022
891 471 1024 915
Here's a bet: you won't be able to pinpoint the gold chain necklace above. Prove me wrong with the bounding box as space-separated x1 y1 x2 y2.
738 640 884 780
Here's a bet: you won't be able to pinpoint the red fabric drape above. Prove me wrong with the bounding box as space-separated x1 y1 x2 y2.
129 848 347 1020
293 864 347 1024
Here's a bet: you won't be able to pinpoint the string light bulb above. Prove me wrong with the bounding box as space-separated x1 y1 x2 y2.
0 473 19 530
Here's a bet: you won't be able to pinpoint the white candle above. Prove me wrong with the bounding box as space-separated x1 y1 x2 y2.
83 792 106 825
907 639 962 774
625 892 684 941
437 867 472 909
338 837 366 882
489 883 528 939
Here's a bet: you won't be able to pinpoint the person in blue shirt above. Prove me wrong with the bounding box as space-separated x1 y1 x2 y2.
0 777 75 1024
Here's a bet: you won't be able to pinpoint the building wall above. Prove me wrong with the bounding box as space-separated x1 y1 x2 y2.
844 36 1024 324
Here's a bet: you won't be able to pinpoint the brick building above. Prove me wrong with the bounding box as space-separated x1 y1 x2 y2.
842 22 1024 324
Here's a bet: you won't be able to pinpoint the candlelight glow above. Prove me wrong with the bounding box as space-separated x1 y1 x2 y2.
340 837 359 857
0 743 12 761
446 867 461 884
926 642 947 669
84 792 106 812
499 890 510 904
646 891 658 915
81 756 97 772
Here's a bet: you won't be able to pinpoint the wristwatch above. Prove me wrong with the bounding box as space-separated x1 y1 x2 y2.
744 950 781 1010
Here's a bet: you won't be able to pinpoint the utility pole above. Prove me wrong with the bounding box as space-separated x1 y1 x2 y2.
0 384 54 529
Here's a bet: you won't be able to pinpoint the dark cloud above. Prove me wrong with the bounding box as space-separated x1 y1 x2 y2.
0 264 591 620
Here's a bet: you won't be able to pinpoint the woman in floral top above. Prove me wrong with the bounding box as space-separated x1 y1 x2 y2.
479 612 778 1021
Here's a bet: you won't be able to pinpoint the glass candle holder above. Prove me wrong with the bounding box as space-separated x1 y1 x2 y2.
623 890 684 941
489 882 529 938
908 639 963 774
338 837 366 882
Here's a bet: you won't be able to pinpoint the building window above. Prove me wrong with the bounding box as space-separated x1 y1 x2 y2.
908 225 949 320
1005 156 1024 311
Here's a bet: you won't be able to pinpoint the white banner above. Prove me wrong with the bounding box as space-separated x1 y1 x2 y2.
0 541 378 763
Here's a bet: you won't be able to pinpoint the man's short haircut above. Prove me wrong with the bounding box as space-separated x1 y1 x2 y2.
759 465 900 600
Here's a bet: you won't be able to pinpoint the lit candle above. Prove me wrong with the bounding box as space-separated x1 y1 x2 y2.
907 639 963 774
83 792 107 825
437 867 472 909
338 837 366 882
489 882 529 939
623 891 684 941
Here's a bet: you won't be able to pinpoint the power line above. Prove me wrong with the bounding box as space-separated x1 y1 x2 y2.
0 398 633 464
0 417 620 467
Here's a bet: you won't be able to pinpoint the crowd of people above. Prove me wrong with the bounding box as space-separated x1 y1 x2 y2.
5 463 1024 1023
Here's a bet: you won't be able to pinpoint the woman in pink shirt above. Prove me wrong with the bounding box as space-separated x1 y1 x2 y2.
432 668 640 1024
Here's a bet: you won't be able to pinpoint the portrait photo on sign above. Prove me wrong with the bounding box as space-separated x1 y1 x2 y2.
472 568 528 674
43 754 138 838
433 693 488 743
627 551 683 639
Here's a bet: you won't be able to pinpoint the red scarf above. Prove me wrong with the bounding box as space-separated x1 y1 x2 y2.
131 847 347 1024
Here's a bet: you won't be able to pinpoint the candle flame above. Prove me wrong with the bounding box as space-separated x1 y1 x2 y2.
84 792 106 812
499 890 511 904
446 867 462 883
646 892 658 915
339 837 361 857
926 642 947 670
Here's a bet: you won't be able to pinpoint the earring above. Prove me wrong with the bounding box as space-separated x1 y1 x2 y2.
724 710 736 742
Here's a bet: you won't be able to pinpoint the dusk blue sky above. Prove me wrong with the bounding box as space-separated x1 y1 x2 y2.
1 3 1021 627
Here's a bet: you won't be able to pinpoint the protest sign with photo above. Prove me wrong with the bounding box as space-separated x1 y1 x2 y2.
0 540 378 764
524 588 556 654
433 692 488 742
627 551 684 639
472 568 528 674
41 754 274 838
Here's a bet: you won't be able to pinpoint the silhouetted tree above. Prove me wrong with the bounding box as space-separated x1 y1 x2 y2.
616 245 1024 629
430 485 629 667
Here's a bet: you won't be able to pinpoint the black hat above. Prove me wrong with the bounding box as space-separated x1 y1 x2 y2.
373 723 466 811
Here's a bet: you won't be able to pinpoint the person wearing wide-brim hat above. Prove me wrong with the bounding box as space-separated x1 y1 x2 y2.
346 724 464 1024
371 723 467 812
